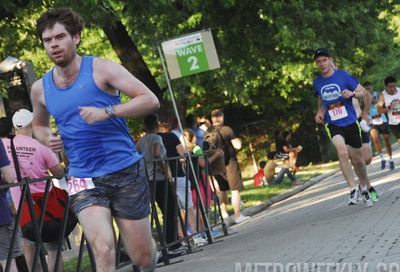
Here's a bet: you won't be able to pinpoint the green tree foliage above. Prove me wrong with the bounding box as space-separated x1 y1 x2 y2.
118 0 400 164
1 0 400 165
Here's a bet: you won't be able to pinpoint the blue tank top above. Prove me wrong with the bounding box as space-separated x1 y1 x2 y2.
42 56 141 177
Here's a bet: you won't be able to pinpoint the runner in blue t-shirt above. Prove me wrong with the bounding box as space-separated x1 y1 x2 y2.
313 48 374 207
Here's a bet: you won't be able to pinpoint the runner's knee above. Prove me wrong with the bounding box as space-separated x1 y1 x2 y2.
91 238 115 264
134 246 154 268
336 148 349 160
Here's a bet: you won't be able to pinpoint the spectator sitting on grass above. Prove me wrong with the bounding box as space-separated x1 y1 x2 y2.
264 152 301 186
253 161 266 187
276 131 302 174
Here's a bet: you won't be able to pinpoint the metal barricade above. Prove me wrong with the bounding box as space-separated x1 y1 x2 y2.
0 153 228 271
145 153 228 268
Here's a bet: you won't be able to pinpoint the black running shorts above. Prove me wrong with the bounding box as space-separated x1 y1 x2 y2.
325 122 362 148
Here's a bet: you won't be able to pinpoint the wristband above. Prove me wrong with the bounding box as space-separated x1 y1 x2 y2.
105 105 116 118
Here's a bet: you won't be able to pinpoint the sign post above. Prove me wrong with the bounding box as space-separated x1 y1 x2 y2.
158 30 223 242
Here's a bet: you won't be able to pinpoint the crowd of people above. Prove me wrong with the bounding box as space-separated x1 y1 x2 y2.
136 108 251 253
0 5 399 272
0 7 251 271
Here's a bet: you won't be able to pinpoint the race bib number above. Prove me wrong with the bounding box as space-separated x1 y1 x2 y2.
393 110 400 120
67 177 95 196
372 116 383 125
328 104 348 121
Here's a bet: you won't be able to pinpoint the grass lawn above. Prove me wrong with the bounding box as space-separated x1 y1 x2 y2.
226 161 340 213
64 255 92 272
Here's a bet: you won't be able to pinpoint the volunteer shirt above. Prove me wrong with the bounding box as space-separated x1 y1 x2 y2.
2 135 60 207
313 70 359 127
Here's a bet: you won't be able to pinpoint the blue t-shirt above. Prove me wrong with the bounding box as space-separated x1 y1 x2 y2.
0 141 12 225
313 70 359 127
369 91 387 123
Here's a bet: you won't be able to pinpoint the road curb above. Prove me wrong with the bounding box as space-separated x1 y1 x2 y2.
224 169 338 226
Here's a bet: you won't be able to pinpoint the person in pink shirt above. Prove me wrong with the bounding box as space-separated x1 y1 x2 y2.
0 109 65 272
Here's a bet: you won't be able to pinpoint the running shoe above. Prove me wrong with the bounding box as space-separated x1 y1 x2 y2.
168 243 188 255
361 189 374 207
192 234 208 246
234 214 250 224
348 188 359 205
369 186 379 202
381 160 386 170
210 228 223 238
201 228 223 240
389 161 395 171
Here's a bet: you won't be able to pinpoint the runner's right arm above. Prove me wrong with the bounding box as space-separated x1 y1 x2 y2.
31 80 64 153
315 96 324 124
360 87 371 122
377 93 389 114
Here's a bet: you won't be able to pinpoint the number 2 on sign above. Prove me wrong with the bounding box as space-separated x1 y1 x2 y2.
188 56 199 71
67 177 95 196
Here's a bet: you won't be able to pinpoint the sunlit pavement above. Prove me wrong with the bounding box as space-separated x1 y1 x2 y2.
154 145 400 272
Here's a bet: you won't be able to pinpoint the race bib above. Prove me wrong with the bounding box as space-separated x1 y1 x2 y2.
372 116 383 125
328 103 348 121
393 110 400 120
67 177 95 196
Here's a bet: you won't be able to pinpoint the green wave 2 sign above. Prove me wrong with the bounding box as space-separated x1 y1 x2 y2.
161 30 220 79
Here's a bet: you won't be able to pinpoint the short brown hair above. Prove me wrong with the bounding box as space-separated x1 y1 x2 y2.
36 7 84 39
211 109 224 117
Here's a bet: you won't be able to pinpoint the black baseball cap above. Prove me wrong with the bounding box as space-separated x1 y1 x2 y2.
313 48 331 59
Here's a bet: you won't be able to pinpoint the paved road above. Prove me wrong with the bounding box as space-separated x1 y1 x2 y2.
156 146 400 272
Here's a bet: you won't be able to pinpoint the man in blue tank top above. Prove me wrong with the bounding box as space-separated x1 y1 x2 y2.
31 8 159 272
313 48 374 208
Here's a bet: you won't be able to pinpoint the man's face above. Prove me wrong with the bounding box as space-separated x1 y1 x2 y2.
385 82 397 95
315 56 333 76
211 115 224 126
364 85 373 93
41 23 80 67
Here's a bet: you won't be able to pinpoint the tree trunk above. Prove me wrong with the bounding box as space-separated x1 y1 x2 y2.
102 20 163 99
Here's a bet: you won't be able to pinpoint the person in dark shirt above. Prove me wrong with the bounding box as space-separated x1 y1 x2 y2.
276 131 302 174
158 122 197 239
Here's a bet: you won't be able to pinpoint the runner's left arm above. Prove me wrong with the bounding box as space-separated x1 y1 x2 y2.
352 84 366 99
314 96 324 124
359 85 371 121
79 58 159 124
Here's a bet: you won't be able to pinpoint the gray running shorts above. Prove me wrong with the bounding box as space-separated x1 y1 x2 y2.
70 159 150 220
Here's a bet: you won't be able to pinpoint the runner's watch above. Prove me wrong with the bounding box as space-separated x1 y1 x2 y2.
105 105 116 118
